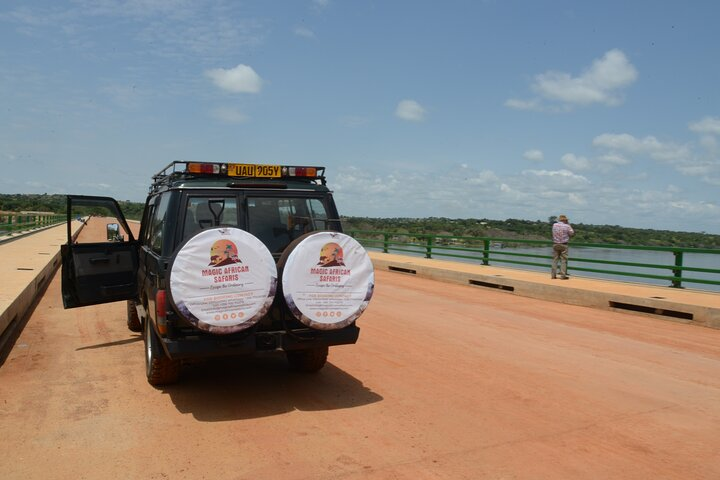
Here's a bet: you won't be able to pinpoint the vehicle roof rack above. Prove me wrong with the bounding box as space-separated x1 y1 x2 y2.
149 161 326 194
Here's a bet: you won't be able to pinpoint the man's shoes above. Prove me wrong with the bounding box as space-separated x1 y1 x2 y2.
559 275 569 280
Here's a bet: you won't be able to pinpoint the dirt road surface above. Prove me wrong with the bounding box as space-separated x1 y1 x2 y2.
1 219 720 479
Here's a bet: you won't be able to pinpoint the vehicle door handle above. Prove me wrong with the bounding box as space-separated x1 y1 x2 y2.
89 257 110 264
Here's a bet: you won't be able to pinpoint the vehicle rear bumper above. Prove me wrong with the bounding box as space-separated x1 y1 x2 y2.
161 325 360 360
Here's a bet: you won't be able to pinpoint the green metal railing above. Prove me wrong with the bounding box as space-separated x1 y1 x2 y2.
347 230 720 290
0 213 65 236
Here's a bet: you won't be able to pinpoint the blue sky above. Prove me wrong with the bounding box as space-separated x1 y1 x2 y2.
2 1 719 233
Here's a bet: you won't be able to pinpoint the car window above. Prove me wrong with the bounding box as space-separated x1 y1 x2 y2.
182 197 238 240
247 197 329 253
141 204 155 247
307 198 329 229
149 193 170 254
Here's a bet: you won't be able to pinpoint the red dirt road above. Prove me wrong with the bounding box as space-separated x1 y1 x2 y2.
1 222 720 479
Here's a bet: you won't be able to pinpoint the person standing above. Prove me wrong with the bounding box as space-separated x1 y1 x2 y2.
551 215 575 279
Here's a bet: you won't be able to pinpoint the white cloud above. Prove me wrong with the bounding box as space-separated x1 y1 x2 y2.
522 169 590 188
523 149 544 162
505 98 540 111
689 116 720 135
534 49 637 105
507 49 638 110
567 193 587 206
333 164 499 217
395 99 427 122
596 153 629 166
466 170 500 185
294 26 315 38
561 153 591 171
210 106 249 123
667 200 720 216
206 64 262 93
592 131 720 184
592 133 690 163
313 0 330 10
4 3 267 60
699 135 718 151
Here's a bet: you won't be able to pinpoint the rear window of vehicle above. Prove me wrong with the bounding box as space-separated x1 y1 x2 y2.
182 197 238 240
247 197 329 254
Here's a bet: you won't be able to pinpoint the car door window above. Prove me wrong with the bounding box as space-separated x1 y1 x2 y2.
69 197 132 244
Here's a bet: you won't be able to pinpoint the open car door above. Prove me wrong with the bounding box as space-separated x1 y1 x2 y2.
61 195 139 309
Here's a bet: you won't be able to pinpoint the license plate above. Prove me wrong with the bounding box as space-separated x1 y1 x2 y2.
228 164 281 178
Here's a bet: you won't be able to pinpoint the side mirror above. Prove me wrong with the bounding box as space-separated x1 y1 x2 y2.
106 223 124 242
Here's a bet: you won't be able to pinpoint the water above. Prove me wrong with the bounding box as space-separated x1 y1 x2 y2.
373 245 720 293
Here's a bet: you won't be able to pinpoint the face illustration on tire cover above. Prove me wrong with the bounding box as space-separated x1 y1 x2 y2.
317 242 344 267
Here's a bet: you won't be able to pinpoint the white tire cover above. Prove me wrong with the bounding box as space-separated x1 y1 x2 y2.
168 227 277 334
281 232 374 330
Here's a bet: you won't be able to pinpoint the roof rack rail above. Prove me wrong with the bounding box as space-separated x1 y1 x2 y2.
149 161 193 193
149 161 327 194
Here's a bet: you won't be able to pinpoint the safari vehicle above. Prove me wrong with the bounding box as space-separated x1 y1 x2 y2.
61 162 374 385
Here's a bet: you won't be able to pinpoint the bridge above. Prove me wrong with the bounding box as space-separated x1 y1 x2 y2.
1 223 719 479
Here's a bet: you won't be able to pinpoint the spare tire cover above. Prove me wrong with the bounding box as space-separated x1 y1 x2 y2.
168 227 277 334
280 231 374 330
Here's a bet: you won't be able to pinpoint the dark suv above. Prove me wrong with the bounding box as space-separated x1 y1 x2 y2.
61 162 373 385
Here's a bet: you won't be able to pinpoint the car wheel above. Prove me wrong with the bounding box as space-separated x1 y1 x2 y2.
127 300 142 332
144 318 181 386
286 346 328 373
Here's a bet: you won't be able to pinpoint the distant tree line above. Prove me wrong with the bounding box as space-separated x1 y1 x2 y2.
341 216 720 249
0 194 145 221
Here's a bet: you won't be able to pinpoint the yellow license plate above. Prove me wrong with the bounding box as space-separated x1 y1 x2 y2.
228 164 281 178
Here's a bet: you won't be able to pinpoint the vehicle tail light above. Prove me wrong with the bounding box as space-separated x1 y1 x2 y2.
187 162 222 174
288 167 317 177
156 289 168 335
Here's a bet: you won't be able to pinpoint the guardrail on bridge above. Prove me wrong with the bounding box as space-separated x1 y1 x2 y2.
0 212 65 238
348 230 720 291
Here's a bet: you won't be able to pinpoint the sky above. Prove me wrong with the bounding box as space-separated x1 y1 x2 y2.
1 0 719 234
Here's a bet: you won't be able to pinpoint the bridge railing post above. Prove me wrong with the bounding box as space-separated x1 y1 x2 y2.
425 236 434 259
483 239 490 265
671 251 684 288
383 233 389 253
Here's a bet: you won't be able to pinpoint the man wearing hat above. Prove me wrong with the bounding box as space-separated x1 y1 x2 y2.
551 215 575 279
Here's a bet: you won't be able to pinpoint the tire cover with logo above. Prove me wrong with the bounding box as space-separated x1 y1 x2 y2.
168 227 277 334
279 231 374 330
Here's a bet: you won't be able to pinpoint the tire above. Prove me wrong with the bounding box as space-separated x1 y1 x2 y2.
277 231 374 331
286 346 328 373
127 300 142 332
144 318 181 386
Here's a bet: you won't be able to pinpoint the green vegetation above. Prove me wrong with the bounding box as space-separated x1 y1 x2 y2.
3 194 718 248
0 194 145 221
